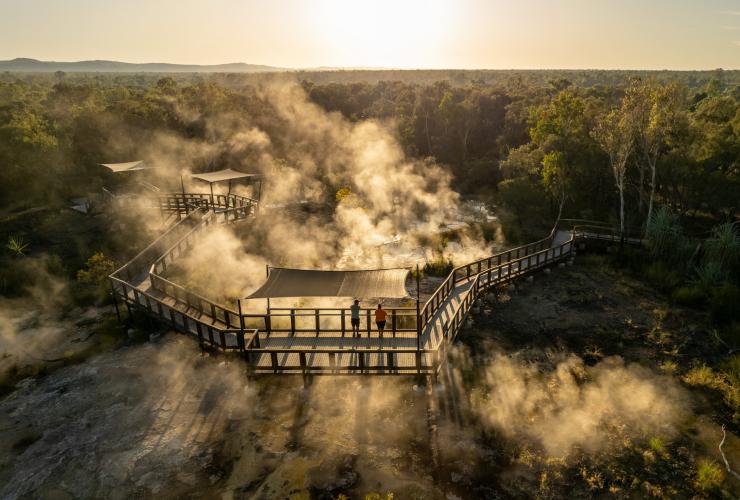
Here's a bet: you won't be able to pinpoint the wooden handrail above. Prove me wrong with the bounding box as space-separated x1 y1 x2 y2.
111 197 641 374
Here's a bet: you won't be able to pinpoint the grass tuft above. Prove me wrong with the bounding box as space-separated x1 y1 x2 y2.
695 459 724 492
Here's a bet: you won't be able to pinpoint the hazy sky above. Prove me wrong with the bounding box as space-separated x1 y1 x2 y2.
1 0 738 69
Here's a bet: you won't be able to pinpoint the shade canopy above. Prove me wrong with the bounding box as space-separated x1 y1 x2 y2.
247 268 410 299
100 161 151 173
191 169 259 184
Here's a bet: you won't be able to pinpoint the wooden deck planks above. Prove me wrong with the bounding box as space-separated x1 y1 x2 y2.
112 195 638 374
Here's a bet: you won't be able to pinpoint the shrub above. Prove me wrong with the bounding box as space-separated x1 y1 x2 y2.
709 283 740 324
646 207 691 265
659 360 678 375
682 365 720 388
692 262 727 293
722 355 740 385
609 244 646 273
705 222 740 278
670 286 706 306
645 262 682 292
721 355 740 422
76 252 116 304
695 459 724 492
648 437 666 456
424 256 454 277
76 252 115 286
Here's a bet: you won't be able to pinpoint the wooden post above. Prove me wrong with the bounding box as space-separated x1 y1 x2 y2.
110 281 121 323
265 265 271 328
237 299 245 343
315 309 320 336
290 309 295 336
416 264 421 351
341 309 346 337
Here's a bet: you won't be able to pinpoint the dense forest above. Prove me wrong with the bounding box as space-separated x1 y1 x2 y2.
1 70 738 230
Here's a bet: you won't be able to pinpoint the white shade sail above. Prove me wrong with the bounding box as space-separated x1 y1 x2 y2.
100 161 151 173
247 268 410 299
191 169 259 184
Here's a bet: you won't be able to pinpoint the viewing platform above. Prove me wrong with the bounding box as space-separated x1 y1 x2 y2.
109 191 642 376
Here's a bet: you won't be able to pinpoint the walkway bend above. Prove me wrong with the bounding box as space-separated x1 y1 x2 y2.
109 196 641 376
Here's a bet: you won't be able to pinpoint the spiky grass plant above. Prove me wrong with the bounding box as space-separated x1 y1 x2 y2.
6 235 29 256
691 262 726 293
705 222 740 278
645 207 689 266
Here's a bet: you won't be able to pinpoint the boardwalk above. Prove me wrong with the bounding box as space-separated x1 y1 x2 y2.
110 194 641 375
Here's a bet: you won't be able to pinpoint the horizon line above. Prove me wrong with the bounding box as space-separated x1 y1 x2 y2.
2 57 738 73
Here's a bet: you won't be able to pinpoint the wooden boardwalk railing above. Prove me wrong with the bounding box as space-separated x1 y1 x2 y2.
110 196 642 376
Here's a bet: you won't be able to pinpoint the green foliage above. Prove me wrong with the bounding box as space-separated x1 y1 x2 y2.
705 222 740 278
691 262 726 293
6 234 29 256
709 283 740 324
682 365 718 387
722 354 740 386
76 252 115 286
695 459 724 492
424 256 454 277
608 244 645 273
645 207 689 265
76 252 115 304
645 262 681 292
670 286 706 307
364 493 394 500
648 437 666 456
497 177 550 242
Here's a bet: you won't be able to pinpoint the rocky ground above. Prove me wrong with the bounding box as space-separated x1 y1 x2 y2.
1 254 739 498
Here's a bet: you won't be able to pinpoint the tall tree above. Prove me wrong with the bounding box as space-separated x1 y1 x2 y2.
592 104 636 234
627 79 687 230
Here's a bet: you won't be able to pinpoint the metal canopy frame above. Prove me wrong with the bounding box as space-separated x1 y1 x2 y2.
191 169 262 203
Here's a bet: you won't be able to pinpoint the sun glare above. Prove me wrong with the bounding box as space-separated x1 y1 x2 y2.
313 0 454 68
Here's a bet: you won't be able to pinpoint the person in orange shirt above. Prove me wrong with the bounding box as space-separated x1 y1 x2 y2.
375 304 387 338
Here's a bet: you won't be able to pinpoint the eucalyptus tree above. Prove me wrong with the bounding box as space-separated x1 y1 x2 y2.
592 102 636 235
627 79 688 231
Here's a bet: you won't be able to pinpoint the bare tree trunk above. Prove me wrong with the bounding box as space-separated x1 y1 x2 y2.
646 157 657 233
614 160 628 236
619 181 625 235
638 164 645 214
424 112 432 156
556 186 566 223
462 127 470 165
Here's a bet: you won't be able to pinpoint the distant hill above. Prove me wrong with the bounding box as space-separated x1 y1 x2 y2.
0 58 287 73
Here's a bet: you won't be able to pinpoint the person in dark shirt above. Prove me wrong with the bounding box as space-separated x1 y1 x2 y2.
350 299 361 337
